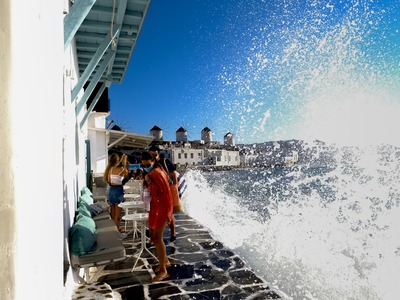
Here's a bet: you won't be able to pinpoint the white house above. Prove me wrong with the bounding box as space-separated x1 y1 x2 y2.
284 151 299 166
156 128 240 168
0 1 151 299
162 144 205 167
205 149 240 166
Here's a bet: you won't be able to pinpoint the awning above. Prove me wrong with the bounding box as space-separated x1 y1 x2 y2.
64 0 151 128
73 0 150 84
89 127 154 149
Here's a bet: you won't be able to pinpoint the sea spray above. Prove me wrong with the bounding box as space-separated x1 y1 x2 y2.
201 0 400 145
182 1 400 298
182 170 261 249
182 143 400 299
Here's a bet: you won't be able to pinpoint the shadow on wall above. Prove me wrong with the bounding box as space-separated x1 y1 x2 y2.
75 122 80 165
63 174 80 285
0 2 15 299
63 182 72 285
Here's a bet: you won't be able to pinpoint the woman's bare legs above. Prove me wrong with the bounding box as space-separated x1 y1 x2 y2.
110 204 116 222
151 220 170 278
168 215 176 240
110 204 122 230
115 205 122 230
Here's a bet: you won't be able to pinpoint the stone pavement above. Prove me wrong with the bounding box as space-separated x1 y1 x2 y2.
72 213 285 300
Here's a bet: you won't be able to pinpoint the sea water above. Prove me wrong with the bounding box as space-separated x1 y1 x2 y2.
182 144 400 299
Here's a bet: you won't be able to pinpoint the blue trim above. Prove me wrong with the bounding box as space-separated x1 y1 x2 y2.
75 51 115 114
64 0 96 50
106 0 128 78
79 82 109 129
71 29 120 101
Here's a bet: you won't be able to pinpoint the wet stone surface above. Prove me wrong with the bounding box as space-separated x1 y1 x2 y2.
73 212 284 299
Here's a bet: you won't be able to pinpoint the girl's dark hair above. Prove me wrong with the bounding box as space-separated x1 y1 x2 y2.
141 151 155 161
141 151 162 169
148 145 160 152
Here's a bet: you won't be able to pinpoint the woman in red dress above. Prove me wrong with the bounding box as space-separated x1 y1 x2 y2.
141 151 173 282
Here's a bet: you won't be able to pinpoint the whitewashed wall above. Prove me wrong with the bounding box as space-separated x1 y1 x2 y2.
88 113 109 175
0 1 90 299
170 148 205 166
206 149 240 166
63 27 90 299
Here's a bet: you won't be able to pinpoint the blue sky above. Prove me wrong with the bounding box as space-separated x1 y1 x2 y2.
109 0 400 145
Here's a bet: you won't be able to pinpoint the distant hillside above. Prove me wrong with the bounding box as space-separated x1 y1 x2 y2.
237 139 338 168
237 140 400 172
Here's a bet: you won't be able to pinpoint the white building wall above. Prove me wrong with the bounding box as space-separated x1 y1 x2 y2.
63 17 91 299
162 149 174 162
0 1 94 299
0 1 67 299
88 113 109 175
168 148 204 166
206 149 240 166
226 150 240 166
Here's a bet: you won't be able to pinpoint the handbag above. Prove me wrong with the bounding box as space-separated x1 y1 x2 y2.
141 187 151 211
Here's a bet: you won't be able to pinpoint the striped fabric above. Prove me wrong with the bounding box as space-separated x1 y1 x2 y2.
177 173 188 198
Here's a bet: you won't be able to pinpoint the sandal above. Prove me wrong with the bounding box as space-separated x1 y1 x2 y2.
153 262 171 273
152 273 170 282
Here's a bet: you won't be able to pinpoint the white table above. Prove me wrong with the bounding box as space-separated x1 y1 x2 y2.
118 200 144 234
122 212 158 270
123 193 141 201
118 200 143 210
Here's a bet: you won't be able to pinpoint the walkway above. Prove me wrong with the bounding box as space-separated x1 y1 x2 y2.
72 212 285 299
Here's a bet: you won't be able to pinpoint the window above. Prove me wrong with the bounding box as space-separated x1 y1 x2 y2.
190 153 194 159
198 153 201 157
184 153 187 159
178 153 181 159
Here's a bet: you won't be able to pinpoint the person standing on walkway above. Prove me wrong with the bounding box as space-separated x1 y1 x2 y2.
103 153 129 231
149 145 180 242
141 151 173 282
